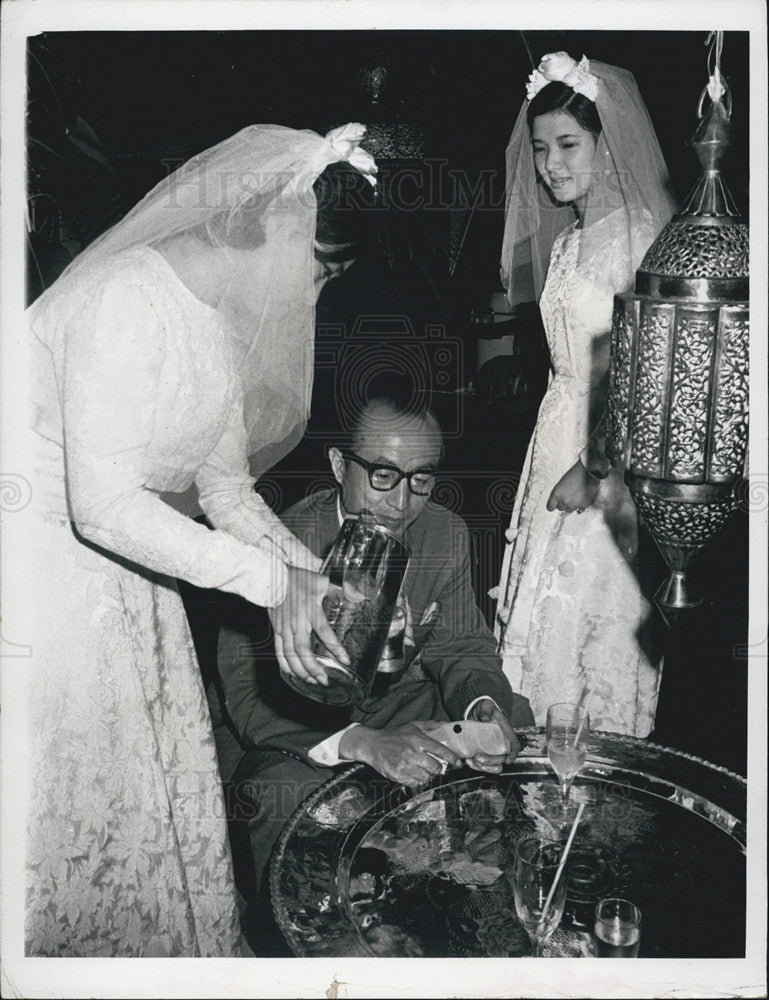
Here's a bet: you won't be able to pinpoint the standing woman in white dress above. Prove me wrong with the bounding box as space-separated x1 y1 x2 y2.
24 123 377 956
494 54 678 736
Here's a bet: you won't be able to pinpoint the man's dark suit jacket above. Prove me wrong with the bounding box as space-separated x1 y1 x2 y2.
208 489 533 782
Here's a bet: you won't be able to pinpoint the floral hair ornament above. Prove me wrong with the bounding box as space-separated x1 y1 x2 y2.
525 52 600 103
325 122 379 186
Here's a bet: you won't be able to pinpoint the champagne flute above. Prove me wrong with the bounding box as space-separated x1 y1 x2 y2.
546 703 590 804
512 832 568 957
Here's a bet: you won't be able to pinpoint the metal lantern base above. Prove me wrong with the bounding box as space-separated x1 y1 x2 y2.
626 474 739 614
655 570 702 613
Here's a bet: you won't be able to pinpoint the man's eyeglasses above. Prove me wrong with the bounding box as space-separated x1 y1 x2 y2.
341 451 437 496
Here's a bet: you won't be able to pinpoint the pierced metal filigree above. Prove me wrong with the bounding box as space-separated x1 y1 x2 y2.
710 313 749 480
641 222 748 278
667 313 715 479
608 299 632 462
630 304 672 475
631 494 737 546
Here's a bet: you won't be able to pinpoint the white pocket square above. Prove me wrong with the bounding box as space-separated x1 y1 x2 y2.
420 602 440 627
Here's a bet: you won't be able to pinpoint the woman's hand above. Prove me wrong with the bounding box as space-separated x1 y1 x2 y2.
465 698 521 772
267 565 350 687
339 722 459 787
546 459 601 514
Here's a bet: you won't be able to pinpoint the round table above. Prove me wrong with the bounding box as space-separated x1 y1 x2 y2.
270 729 745 958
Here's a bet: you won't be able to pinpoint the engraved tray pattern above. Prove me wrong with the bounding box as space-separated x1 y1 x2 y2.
270 730 746 958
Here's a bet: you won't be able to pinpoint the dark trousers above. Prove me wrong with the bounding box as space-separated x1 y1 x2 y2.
229 750 334 896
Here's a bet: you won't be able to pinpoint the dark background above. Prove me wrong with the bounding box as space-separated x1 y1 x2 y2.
26 29 750 775
26 29 750 301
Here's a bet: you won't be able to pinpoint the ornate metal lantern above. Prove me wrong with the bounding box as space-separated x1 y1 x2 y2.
608 35 749 613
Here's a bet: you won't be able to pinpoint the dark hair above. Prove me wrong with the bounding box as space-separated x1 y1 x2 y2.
343 371 442 453
527 80 602 138
313 160 378 263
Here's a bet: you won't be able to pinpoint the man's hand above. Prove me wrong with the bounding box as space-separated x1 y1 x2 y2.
338 723 460 787
267 565 350 687
465 698 521 772
546 459 601 514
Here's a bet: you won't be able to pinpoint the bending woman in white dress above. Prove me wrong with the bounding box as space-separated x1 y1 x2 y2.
494 54 677 736
24 123 377 956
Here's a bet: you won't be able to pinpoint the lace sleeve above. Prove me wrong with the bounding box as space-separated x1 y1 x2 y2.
62 276 290 608
195 409 320 573
609 209 657 291
584 335 612 478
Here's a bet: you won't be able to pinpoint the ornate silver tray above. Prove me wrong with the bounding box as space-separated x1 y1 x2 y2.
270 730 745 958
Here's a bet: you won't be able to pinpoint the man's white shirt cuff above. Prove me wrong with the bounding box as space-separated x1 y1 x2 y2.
308 723 360 766
464 695 502 719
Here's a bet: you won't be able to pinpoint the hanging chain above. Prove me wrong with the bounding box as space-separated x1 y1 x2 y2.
519 31 536 71
698 30 732 118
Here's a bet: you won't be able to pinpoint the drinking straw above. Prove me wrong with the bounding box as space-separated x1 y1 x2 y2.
572 708 589 747
536 801 585 938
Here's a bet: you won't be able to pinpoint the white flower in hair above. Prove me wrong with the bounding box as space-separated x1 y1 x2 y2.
325 122 379 186
526 52 599 103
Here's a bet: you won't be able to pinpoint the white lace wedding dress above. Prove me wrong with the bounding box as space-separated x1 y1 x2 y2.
495 210 661 737
26 247 314 956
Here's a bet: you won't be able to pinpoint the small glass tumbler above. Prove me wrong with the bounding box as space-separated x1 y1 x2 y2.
593 898 642 957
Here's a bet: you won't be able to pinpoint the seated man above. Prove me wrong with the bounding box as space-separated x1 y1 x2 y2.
208 381 534 895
